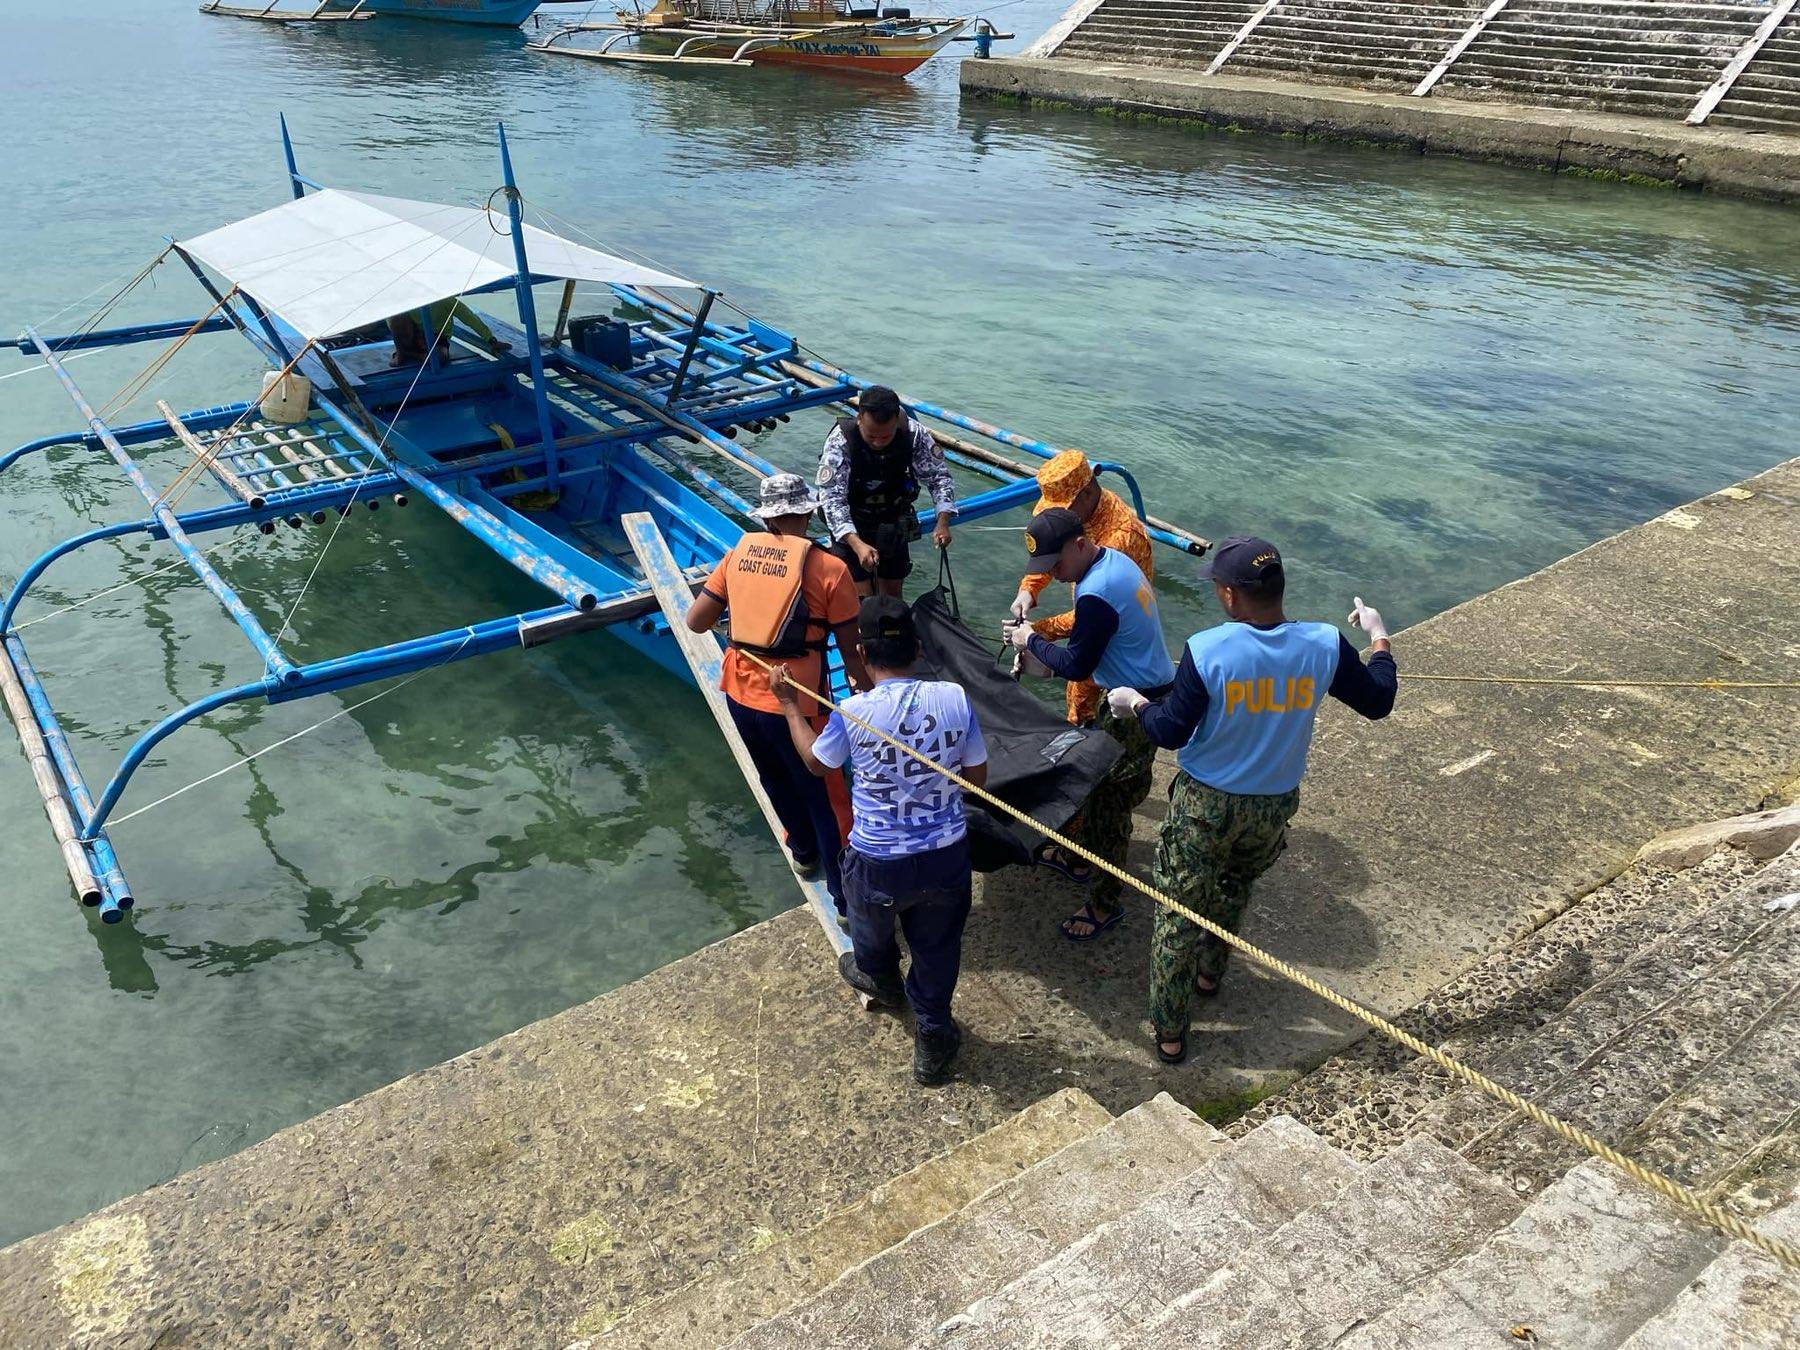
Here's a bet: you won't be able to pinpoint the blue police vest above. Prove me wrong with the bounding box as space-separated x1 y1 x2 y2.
1176 621 1342 795
1076 548 1175 693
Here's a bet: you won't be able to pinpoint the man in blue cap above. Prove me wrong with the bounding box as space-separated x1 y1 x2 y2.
1005 506 1177 943
1105 536 1397 1064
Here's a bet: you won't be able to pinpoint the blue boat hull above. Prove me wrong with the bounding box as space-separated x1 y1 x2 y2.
333 0 542 24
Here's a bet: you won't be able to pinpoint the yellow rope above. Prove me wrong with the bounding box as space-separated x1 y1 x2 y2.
740 650 1800 1274
1403 673 1800 691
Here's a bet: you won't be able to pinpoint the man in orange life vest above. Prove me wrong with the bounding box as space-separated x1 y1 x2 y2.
1105 536 1397 1064
686 474 872 914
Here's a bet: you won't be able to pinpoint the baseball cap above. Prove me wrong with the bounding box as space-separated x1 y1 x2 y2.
1022 507 1084 574
1033 450 1093 511
1198 535 1283 586
858 595 916 643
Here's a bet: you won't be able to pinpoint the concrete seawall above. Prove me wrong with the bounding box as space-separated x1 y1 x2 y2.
959 59 1800 203
1 460 1796 1344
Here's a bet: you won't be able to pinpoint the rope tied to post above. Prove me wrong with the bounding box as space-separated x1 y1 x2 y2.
738 648 1800 1275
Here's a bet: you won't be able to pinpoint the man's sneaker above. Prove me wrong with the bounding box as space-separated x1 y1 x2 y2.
838 951 904 1007
789 854 821 881
914 1024 962 1086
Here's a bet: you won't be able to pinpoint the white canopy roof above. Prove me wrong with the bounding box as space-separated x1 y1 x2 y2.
178 188 698 342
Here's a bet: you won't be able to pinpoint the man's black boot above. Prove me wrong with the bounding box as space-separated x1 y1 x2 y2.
838 951 904 1007
914 1024 962 1086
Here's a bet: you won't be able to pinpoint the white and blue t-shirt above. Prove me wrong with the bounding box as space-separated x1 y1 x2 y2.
811 677 988 860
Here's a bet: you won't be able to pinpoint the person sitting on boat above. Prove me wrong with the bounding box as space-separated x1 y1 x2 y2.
770 597 988 1087
817 386 956 598
1006 507 1175 943
387 299 512 367
1010 450 1156 728
685 473 872 915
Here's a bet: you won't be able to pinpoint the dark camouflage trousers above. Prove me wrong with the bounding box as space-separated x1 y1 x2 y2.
1149 774 1300 1034
1080 702 1156 918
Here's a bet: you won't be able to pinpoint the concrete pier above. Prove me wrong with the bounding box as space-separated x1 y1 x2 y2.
959 60 1800 203
0 459 1796 1345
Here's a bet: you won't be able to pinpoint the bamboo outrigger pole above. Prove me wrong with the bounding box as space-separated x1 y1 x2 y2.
0 647 101 907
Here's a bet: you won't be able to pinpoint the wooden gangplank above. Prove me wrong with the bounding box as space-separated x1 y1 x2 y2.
622 512 869 1006
199 1 375 21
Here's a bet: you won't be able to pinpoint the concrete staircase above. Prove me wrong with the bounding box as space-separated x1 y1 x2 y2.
584 844 1800 1349
1431 0 1773 121
1040 0 1800 130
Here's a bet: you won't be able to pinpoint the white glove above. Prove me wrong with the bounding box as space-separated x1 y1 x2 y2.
1009 589 1035 621
1348 596 1388 643
1004 618 1035 651
1106 686 1146 719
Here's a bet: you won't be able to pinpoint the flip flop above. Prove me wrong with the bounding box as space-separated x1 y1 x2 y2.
1035 841 1093 884
1155 1027 1189 1065
1194 975 1220 999
1060 902 1123 942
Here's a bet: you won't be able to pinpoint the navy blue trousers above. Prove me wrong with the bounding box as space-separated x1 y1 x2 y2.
843 837 973 1037
727 698 844 909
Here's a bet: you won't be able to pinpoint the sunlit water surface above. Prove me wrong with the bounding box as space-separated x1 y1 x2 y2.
1 0 1796 1244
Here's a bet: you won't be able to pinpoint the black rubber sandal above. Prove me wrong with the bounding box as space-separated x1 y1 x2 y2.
1155 1027 1189 1065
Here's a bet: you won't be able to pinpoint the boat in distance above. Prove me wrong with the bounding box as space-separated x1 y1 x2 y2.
201 0 552 25
533 0 970 76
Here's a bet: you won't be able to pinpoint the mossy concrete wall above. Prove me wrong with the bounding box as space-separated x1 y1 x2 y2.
959 60 1800 204
0 460 1796 1344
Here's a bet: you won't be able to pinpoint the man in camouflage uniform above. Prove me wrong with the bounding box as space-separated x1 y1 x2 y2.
1108 537 1398 1063
1007 509 1176 942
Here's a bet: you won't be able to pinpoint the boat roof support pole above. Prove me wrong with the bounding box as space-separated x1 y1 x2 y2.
280 113 305 199
22 328 301 685
667 289 717 405
171 246 298 366
496 123 560 492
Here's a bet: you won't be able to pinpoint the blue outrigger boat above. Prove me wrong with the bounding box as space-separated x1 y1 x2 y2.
1 122 1206 926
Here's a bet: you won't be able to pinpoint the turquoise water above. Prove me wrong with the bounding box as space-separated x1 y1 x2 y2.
2 0 1797 1246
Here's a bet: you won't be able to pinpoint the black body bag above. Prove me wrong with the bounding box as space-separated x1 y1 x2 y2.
908 586 1123 873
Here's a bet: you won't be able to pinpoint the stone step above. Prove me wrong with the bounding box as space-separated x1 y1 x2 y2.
1233 854 1759 1165
926 1116 1363 1349
1336 1158 1723 1348
1455 867 1800 1195
726 1094 1227 1350
1404 856 1798 1158
1710 110 1800 133
1620 1187 1800 1348
597 1088 1112 1349
1272 854 1761 1165
1116 1136 1522 1348
1619 983 1800 1193
1444 57 1713 93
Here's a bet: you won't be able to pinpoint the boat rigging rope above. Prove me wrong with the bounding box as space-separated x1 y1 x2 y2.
107 631 474 830
95 288 242 425
9 538 247 633
0 348 105 385
734 647 1800 1274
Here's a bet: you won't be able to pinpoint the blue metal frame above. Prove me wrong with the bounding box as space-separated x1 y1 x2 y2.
1 119 1209 924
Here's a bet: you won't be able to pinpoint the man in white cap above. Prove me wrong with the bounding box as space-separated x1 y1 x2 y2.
686 473 872 914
